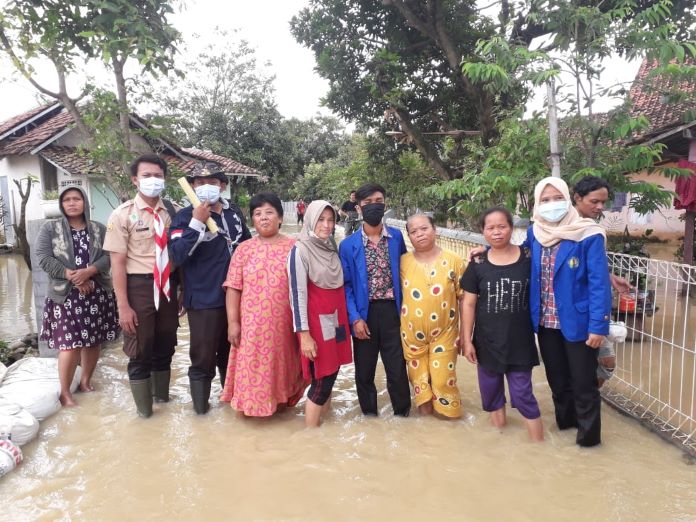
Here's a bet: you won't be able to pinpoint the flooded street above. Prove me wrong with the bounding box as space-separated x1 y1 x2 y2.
1 246 696 521
0 254 36 337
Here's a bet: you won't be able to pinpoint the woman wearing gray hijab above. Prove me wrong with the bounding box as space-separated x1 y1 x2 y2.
35 186 120 406
287 200 352 427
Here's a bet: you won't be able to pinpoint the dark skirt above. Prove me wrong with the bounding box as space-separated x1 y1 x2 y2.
40 285 120 351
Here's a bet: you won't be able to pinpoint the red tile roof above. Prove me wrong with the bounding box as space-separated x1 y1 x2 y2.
0 110 74 156
0 104 259 177
629 59 696 140
0 103 59 138
38 146 262 181
180 147 259 175
39 146 99 176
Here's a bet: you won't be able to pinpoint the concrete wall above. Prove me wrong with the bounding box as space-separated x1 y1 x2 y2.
56 126 152 154
27 218 53 357
0 155 45 230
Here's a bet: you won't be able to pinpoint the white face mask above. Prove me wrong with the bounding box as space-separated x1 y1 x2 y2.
538 200 569 223
138 177 165 198
195 184 221 204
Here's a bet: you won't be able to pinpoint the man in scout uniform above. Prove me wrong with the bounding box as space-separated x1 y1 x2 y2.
169 162 251 414
104 153 180 418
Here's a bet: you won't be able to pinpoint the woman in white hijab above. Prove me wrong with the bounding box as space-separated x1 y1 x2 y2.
287 200 353 427
527 177 611 447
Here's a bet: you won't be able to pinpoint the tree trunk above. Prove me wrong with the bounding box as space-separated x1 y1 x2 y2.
547 79 561 177
112 56 132 153
0 29 94 148
384 0 496 144
390 107 453 181
12 178 33 270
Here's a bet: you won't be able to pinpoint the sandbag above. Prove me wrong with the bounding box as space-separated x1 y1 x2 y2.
0 399 39 446
0 358 81 421
0 438 22 478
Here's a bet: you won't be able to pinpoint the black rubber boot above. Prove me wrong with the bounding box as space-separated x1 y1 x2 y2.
190 378 211 415
130 378 153 418
218 366 227 389
151 370 171 403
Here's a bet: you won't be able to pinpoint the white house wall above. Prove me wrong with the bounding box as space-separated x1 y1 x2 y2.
0 155 45 225
599 166 685 240
57 169 89 199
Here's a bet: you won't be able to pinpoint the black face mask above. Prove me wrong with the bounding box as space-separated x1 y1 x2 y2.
361 202 385 226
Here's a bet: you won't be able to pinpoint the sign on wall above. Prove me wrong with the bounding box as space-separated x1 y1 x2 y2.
59 179 83 189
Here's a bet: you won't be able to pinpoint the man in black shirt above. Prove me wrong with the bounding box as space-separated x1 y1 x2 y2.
339 190 360 236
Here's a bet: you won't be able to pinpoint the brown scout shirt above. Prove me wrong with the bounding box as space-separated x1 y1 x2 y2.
103 194 173 275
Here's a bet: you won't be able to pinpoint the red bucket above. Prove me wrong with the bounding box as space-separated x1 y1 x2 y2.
618 293 637 313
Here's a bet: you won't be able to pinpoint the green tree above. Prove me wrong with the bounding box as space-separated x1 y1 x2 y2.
291 0 505 181
456 0 696 217
150 32 347 198
429 115 550 225
292 0 696 222
77 0 180 151
0 0 180 173
291 132 443 219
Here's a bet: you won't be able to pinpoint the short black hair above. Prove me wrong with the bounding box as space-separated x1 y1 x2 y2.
130 153 168 178
349 190 356 195
250 192 284 218
572 175 611 198
355 182 386 203
405 214 435 233
478 207 513 231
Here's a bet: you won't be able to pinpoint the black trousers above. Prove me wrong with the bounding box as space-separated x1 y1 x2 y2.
187 307 230 385
124 275 179 380
307 362 338 406
538 326 601 447
352 300 411 416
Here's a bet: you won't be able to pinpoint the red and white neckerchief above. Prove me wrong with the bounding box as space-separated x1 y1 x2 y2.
144 206 170 309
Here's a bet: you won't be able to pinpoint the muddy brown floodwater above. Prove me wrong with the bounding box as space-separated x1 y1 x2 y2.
1 244 696 521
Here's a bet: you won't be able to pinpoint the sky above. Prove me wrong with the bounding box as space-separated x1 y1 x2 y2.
0 0 640 123
0 0 330 121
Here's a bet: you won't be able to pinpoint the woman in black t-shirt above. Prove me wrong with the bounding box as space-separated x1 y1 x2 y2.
460 207 544 441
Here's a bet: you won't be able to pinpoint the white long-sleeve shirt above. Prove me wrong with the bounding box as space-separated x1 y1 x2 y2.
287 245 310 332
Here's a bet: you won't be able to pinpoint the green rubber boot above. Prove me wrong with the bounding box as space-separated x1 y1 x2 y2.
130 378 153 418
151 370 171 403
190 378 211 415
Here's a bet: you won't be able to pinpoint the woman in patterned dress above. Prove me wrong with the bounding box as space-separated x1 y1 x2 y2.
35 187 120 406
400 214 465 418
221 192 306 417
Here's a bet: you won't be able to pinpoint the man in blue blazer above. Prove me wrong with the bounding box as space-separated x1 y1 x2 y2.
339 183 411 416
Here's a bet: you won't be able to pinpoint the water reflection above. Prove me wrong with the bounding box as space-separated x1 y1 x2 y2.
0 254 36 338
3 337 696 520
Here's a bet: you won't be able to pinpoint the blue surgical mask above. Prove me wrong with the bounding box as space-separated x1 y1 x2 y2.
538 200 569 223
139 177 165 198
195 184 221 204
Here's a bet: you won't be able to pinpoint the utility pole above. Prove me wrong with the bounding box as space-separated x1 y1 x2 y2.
547 78 561 177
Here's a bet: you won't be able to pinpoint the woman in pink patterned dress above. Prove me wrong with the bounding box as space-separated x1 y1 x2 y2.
221 192 307 416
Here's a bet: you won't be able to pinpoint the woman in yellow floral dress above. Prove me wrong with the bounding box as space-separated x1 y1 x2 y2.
400 215 465 417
